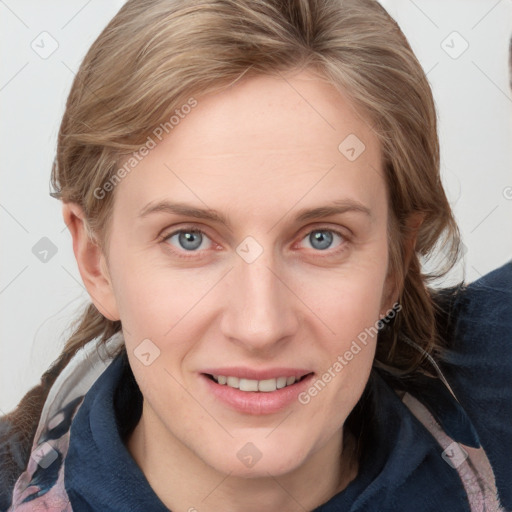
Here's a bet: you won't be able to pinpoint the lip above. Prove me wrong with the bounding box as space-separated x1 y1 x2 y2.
201 367 312 380
200 370 315 415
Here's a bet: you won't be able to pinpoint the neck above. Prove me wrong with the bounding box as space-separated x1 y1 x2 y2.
126 404 359 512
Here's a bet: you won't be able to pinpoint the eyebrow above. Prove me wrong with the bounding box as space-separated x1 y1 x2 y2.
138 199 372 228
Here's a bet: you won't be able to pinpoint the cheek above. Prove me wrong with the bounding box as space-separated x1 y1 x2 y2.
320 279 381 383
299 271 384 425
300 255 388 399
107 241 190 330
303 257 388 340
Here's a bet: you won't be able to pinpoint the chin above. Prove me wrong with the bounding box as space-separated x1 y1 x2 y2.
201 440 308 479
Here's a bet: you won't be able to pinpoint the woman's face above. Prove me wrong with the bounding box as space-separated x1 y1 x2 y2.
102 70 393 477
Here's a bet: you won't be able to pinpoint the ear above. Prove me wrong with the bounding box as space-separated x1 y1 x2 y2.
403 212 424 271
380 211 425 317
62 202 120 321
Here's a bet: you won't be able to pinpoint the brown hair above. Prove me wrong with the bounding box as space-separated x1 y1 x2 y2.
2 0 462 489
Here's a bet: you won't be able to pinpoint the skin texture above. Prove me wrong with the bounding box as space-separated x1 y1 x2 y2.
64 70 413 512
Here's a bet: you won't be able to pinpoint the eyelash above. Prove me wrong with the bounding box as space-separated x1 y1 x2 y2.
158 224 350 260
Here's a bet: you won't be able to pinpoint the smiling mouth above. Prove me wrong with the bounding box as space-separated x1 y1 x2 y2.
203 372 314 392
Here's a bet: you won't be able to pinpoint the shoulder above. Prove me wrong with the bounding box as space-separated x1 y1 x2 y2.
456 259 512 323
435 259 512 362
435 259 512 510
0 415 31 511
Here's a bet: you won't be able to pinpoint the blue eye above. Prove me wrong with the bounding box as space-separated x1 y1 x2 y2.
164 229 211 252
160 225 347 258
300 229 344 251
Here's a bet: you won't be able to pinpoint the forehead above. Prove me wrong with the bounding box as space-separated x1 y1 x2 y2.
113 70 386 224
163 70 380 161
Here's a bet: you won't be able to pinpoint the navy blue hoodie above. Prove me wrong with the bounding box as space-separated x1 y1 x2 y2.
2 261 511 511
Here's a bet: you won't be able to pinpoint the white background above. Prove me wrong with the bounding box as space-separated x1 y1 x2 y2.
1 0 511 413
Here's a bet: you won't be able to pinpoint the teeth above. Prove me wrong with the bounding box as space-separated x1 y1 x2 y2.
276 377 287 389
258 378 277 392
239 378 259 391
211 374 306 392
226 376 239 388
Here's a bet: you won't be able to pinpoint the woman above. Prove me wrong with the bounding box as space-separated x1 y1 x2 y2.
1 0 511 510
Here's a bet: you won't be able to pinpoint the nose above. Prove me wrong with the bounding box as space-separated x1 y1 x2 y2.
220 247 300 355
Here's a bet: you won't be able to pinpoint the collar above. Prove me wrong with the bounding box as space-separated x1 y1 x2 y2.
64 347 473 511
374 368 481 448
10 332 476 511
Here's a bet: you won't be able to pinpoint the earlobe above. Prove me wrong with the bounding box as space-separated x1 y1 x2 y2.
403 212 425 270
62 202 120 321
380 276 400 319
